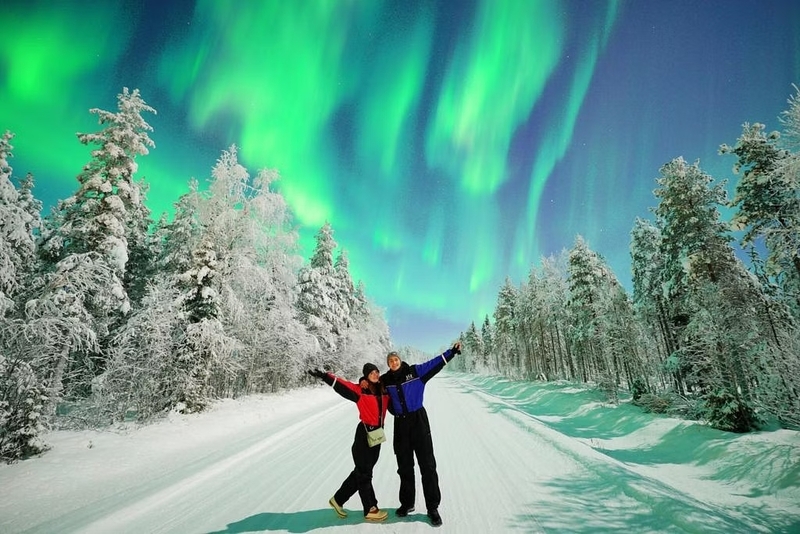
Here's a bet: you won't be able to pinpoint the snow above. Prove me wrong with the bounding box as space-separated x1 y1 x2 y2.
1 373 798 533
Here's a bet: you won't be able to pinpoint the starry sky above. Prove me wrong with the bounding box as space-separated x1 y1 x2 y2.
2 0 799 354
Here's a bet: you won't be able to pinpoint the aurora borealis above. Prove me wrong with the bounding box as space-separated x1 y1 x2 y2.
2 1 799 353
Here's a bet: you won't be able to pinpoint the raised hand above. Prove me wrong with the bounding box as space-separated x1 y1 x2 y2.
307 368 326 379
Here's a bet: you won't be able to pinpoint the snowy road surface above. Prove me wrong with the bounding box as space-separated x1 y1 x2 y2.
1 375 793 533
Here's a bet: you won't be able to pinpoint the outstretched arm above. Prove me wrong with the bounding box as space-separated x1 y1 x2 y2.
307 369 360 402
417 341 462 383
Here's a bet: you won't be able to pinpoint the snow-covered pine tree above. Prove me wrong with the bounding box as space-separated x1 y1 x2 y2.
23 89 155 408
517 261 569 382
515 273 540 379
0 132 50 453
19 252 108 409
93 278 183 421
463 321 483 371
334 249 358 321
18 173 43 238
492 276 519 376
158 179 202 278
147 149 241 409
209 160 313 393
174 237 233 411
653 157 765 431
331 250 391 372
481 315 494 373
0 353 47 462
0 132 39 311
774 87 800 315
56 88 155 300
567 235 622 400
720 121 799 318
94 179 202 419
297 222 353 368
539 253 573 380
123 179 158 307
352 280 370 321
630 218 676 393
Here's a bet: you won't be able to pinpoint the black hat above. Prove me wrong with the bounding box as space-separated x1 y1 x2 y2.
362 363 379 377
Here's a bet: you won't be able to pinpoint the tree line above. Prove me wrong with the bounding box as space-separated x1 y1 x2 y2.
0 89 391 461
452 87 800 434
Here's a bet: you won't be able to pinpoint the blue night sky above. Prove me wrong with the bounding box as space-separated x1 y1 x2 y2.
1 0 799 353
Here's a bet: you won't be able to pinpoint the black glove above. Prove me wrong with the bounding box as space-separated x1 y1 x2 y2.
452 342 462 355
307 369 325 379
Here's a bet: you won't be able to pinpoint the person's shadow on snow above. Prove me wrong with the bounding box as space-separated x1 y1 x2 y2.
206 509 429 533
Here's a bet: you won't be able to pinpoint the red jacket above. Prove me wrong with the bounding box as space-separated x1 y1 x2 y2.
322 373 389 428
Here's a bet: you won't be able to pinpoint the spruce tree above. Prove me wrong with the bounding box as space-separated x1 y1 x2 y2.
653 157 763 431
567 235 622 399
0 132 39 308
630 218 677 391
493 277 519 376
720 120 799 315
297 222 352 358
481 315 494 373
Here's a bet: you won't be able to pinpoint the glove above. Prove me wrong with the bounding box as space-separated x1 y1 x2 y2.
307 368 325 379
452 342 462 355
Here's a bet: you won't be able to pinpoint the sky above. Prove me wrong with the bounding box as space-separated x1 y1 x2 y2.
1 1 799 353
1 373 798 532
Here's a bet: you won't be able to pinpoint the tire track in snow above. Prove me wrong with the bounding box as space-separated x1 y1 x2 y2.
453 377 768 533
79 403 344 533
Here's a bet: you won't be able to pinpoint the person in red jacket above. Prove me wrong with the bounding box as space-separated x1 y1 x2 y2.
308 363 389 522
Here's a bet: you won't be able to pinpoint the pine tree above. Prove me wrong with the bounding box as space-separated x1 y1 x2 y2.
174 237 232 411
720 120 799 315
537 253 573 380
297 222 352 357
481 315 494 373
630 218 676 391
158 180 202 278
653 157 763 431
0 132 39 309
58 88 155 284
0 354 47 462
464 321 483 370
94 278 183 421
23 89 156 406
334 249 356 322
493 277 519 376
567 235 622 399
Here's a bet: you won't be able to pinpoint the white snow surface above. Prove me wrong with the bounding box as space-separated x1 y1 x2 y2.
1 374 798 533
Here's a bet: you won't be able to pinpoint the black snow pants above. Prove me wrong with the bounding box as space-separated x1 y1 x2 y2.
393 406 440 511
334 423 382 515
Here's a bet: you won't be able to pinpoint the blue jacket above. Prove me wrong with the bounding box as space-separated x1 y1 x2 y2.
381 348 458 416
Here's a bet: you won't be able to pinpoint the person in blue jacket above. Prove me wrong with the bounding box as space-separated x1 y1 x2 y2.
380 341 461 527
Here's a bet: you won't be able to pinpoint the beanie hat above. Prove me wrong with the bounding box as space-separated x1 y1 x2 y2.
362 362 379 377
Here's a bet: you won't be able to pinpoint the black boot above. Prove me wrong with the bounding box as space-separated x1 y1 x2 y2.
427 509 442 526
395 504 415 517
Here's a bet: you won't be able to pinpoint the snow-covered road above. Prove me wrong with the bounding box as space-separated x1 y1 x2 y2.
1 375 790 533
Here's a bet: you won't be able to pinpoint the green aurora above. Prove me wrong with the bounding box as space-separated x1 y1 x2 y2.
1 0 798 352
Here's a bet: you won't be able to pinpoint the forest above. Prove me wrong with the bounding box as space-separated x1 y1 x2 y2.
1 86 798 462
451 89 800 435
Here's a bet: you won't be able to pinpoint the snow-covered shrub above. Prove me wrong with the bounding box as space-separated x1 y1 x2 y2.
633 393 672 414
0 354 47 462
701 389 761 433
94 279 184 422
